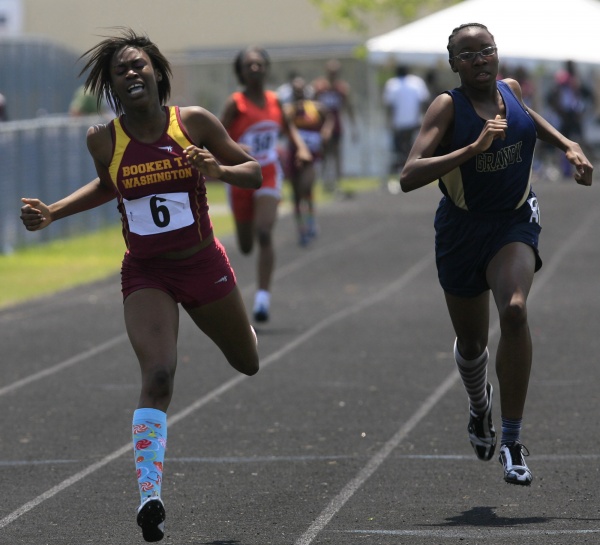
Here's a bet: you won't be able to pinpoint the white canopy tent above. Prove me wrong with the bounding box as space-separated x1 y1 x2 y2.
361 0 600 178
366 0 600 70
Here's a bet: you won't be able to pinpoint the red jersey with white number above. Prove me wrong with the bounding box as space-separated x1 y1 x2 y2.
108 106 212 259
226 90 283 167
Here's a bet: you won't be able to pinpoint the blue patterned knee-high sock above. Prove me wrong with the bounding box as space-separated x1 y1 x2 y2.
132 408 167 503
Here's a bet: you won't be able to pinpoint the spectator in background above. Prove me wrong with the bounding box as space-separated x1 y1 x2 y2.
512 66 536 109
277 70 313 105
311 59 356 194
0 92 8 121
382 64 430 190
69 84 100 116
424 68 444 104
547 60 595 176
276 70 298 105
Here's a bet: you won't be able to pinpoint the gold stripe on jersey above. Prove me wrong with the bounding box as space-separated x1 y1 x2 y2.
109 118 130 191
442 166 532 211
514 169 533 210
166 107 204 245
109 107 193 190
442 167 467 210
167 106 193 149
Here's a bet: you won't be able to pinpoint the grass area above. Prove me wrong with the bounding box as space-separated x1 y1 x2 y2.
0 178 379 310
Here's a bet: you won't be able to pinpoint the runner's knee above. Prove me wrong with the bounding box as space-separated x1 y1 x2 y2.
256 228 272 248
498 298 528 332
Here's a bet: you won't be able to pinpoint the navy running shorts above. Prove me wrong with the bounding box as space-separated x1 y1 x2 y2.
434 193 543 298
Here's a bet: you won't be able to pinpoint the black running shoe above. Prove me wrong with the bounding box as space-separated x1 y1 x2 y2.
253 304 269 323
499 441 533 486
137 497 166 542
467 382 497 461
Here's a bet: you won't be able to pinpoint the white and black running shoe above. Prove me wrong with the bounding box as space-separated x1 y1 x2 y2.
499 441 533 486
137 497 166 542
467 382 497 461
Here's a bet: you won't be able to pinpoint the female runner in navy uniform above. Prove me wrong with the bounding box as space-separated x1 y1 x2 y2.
20 29 262 542
400 23 593 486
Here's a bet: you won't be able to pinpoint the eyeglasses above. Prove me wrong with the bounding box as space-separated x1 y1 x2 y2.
452 46 497 62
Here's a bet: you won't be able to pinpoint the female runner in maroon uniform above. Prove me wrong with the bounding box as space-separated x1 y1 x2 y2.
20 29 262 542
285 75 334 245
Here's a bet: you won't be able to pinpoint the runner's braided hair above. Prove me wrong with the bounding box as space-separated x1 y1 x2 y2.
78 27 172 116
447 23 494 60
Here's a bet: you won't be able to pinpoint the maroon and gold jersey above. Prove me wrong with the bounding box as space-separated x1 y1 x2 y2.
287 99 324 155
108 106 212 258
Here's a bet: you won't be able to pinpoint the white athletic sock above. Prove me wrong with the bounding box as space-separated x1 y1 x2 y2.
253 290 270 310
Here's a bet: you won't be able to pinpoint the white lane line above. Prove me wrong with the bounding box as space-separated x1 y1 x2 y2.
240 221 388 297
3 205 595 534
293 206 600 545
4 451 600 469
148 452 600 463
0 460 78 466
0 222 388 399
169 252 432 429
0 252 433 529
169 455 353 464
0 444 131 527
0 334 128 397
294 371 459 545
342 529 600 537
273 222 389 281
393 454 600 460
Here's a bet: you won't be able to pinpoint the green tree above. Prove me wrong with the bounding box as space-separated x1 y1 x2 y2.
309 0 462 33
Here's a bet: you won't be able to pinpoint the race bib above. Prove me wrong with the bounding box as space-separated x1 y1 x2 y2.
298 129 322 154
123 192 194 236
239 121 279 165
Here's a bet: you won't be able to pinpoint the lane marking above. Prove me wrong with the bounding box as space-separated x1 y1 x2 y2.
0 334 128 397
293 206 600 545
294 370 459 545
0 460 78 467
0 444 131 527
4 451 600 468
342 529 600 537
0 222 388 399
169 455 352 464
2 202 597 537
168 253 433 430
0 252 432 529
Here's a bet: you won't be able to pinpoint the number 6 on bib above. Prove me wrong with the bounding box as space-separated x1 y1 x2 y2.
124 192 194 236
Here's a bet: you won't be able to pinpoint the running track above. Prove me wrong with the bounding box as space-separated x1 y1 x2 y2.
1 179 599 544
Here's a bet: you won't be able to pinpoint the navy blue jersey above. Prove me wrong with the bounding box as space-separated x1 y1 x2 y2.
436 80 537 213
